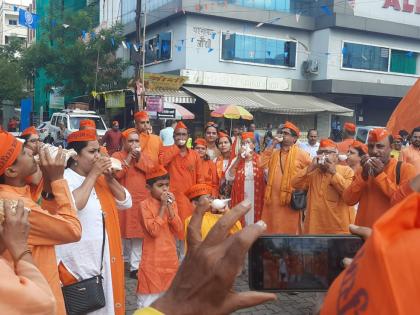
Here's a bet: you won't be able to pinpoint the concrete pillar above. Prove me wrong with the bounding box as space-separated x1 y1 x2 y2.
316 113 331 138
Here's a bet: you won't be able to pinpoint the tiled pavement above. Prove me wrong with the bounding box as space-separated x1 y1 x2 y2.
125 266 318 315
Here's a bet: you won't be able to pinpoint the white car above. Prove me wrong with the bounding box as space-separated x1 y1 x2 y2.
36 121 50 141
48 109 108 142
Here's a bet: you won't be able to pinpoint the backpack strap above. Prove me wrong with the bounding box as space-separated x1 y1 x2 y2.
396 161 402 186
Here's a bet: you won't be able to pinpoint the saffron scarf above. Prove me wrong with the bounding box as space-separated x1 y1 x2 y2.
94 175 125 315
231 154 266 223
264 144 299 206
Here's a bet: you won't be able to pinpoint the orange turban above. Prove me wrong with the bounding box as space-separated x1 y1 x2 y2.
319 139 337 149
185 184 213 200
350 140 368 155
322 193 420 314
134 111 149 122
20 126 37 137
241 132 254 141
146 165 168 180
175 121 187 131
218 131 229 139
0 131 23 175
194 138 207 147
67 129 97 143
79 119 96 130
344 122 356 133
393 134 403 141
121 128 137 139
368 128 390 143
283 121 300 137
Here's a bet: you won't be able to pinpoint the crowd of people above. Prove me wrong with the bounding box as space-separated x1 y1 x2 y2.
0 112 419 314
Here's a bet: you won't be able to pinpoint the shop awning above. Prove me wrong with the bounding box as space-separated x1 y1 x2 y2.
145 89 196 104
183 86 353 116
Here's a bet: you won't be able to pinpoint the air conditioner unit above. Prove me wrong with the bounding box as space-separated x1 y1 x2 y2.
302 59 319 74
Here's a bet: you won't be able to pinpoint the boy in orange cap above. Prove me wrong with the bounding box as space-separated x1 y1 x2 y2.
137 166 182 308
159 121 204 257
343 128 416 227
259 121 312 233
292 139 355 234
0 131 81 315
112 128 155 278
194 138 218 196
183 183 241 251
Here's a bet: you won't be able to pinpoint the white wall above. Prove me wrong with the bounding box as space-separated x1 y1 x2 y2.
100 0 121 27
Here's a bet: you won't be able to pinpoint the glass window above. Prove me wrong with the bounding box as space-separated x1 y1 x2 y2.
342 42 389 72
8 19 17 25
70 117 106 130
145 32 172 65
390 50 418 75
51 115 58 126
221 33 296 67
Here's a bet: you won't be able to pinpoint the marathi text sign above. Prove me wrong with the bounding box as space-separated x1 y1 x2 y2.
144 73 187 90
157 108 176 119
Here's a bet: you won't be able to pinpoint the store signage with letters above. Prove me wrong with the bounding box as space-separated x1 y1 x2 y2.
157 108 176 119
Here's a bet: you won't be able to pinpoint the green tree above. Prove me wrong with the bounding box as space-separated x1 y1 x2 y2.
0 37 26 104
21 6 130 98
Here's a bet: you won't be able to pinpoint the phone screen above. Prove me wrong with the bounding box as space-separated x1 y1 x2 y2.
249 235 363 292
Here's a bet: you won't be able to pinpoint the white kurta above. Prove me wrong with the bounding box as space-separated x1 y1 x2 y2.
226 158 255 226
55 168 132 315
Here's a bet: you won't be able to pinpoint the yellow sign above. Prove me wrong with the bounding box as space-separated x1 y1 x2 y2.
144 73 187 90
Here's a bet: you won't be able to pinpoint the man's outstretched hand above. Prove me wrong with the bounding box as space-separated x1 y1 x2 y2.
152 199 276 315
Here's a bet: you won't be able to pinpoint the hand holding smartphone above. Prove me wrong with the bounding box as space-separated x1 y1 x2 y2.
249 235 363 292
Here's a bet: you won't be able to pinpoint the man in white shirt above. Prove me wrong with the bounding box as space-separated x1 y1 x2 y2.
159 120 176 146
299 129 319 158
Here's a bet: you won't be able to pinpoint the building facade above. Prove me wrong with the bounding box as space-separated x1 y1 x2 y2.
103 0 418 137
0 0 33 45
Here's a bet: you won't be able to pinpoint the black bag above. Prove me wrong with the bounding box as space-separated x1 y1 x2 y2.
62 213 106 315
290 190 307 210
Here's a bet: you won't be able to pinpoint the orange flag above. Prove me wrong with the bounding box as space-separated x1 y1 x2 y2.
387 78 420 135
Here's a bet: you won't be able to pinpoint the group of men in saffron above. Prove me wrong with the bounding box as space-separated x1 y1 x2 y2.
0 110 419 315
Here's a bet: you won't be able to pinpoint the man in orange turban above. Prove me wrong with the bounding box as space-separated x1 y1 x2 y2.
259 121 312 233
337 122 356 155
292 139 355 234
112 127 155 278
399 127 420 174
194 138 218 196
343 128 416 227
0 131 81 315
133 110 162 184
101 120 122 156
159 121 204 257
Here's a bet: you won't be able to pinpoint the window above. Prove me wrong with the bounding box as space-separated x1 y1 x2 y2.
145 32 172 65
51 115 58 126
390 50 418 75
342 42 420 75
70 117 105 130
342 42 389 72
221 33 296 67
8 19 17 25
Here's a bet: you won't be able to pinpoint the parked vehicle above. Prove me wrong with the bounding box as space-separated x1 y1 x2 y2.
355 126 384 144
36 121 50 141
48 109 108 142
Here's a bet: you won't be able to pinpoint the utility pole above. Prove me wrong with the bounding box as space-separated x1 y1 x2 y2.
135 0 141 77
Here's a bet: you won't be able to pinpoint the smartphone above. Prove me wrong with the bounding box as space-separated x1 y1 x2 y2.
249 235 363 292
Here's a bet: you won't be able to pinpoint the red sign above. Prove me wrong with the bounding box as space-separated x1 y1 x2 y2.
146 96 163 112
383 0 420 13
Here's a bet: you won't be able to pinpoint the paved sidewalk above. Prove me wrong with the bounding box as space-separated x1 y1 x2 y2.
125 266 318 315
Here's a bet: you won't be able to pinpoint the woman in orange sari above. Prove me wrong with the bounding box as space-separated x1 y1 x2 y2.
55 129 132 315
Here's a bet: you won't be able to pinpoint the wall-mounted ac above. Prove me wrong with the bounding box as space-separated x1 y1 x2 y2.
302 59 319 74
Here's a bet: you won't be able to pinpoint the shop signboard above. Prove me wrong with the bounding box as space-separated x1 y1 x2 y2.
146 95 164 112
157 108 176 119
